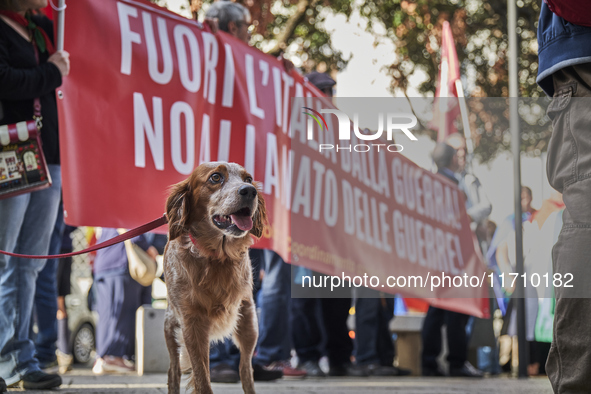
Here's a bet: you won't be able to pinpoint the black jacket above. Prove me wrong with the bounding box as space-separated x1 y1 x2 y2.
0 14 62 164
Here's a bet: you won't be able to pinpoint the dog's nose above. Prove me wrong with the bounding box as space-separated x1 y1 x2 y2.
239 185 257 200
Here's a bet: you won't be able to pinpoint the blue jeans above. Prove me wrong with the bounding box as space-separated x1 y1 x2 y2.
210 339 240 370
32 202 66 364
252 249 291 365
0 165 62 385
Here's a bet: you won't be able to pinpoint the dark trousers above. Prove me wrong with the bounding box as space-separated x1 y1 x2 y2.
421 306 470 370
95 274 151 359
545 64 591 394
210 338 240 370
291 297 352 368
355 297 395 366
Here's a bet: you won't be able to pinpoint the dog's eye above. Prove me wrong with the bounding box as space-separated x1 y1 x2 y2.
244 176 253 184
209 173 223 184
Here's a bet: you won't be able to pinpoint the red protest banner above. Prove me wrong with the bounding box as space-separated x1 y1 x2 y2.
59 0 294 258
289 109 489 317
59 0 489 317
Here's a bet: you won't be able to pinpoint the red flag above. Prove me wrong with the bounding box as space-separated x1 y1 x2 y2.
431 21 461 142
40 5 53 20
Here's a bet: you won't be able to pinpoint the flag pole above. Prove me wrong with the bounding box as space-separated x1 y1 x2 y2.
438 59 448 141
454 79 474 158
55 0 66 51
508 0 528 378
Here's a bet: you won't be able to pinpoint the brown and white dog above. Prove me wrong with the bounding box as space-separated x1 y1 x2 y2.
163 162 267 394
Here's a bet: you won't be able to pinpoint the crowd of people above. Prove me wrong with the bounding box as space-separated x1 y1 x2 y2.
1 0 590 393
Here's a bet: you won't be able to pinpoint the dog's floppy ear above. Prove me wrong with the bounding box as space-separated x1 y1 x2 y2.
166 180 192 240
250 183 267 238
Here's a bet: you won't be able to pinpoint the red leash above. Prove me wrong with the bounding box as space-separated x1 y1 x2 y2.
0 214 168 260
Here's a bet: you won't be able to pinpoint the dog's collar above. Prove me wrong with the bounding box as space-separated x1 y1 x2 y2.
188 233 199 248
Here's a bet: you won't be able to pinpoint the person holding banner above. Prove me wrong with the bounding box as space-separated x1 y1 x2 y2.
445 133 491 248
0 0 69 389
290 72 355 378
421 143 484 378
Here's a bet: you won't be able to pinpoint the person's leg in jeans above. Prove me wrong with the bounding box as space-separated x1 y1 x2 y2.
545 65 591 394
32 258 59 367
209 338 241 383
252 249 291 365
33 203 66 367
210 339 240 371
56 255 73 373
0 165 61 385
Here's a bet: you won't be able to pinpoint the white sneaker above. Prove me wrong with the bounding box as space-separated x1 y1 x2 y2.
92 358 104 375
101 356 135 373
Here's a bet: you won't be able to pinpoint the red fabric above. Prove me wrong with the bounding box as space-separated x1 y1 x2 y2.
404 298 430 313
7 124 18 145
545 0 591 27
40 5 53 20
430 21 461 142
0 10 56 54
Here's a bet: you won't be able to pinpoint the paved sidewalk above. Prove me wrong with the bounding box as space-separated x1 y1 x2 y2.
7 369 553 394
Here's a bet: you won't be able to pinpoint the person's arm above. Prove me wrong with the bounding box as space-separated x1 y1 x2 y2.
0 24 64 101
131 234 159 259
464 174 492 223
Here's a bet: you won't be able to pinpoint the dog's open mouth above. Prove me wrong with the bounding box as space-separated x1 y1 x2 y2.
212 207 253 232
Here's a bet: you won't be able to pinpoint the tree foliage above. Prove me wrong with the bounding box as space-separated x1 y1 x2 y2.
357 0 549 163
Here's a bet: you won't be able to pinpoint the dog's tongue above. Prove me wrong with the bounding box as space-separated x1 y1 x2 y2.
231 214 253 231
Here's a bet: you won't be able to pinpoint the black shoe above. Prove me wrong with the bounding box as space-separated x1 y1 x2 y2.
449 362 484 378
253 363 283 381
327 364 348 377
210 363 239 383
366 363 412 377
0 377 6 393
392 366 412 376
298 360 325 378
345 364 370 377
16 370 62 390
422 367 446 377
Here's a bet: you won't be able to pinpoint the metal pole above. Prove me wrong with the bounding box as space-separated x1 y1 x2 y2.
508 0 528 378
455 79 474 157
56 0 66 52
